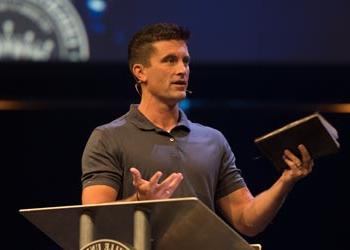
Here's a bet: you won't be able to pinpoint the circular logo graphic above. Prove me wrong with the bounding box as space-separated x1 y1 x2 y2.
81 239 135 250
0 0 89 61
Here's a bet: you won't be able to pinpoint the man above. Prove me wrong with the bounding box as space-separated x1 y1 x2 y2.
81 23 313 236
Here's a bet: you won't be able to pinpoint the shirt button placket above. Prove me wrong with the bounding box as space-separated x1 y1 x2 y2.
169 137 179 160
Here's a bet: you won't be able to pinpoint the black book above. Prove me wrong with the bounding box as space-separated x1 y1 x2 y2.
254 113 340 172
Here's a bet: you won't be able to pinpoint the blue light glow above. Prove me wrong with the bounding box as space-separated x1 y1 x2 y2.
179 99 191 111
86 0 107 13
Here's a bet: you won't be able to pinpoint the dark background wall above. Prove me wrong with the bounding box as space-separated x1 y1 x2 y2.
1 63 349 249
1 0 350 249
75 0 350 63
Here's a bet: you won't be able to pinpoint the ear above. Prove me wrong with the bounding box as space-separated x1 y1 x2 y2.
132 64 147 83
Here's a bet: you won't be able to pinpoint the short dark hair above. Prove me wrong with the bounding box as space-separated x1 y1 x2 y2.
128 23 190 71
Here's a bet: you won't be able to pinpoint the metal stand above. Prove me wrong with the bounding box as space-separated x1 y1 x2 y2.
79 211 94 248
133 209 151 250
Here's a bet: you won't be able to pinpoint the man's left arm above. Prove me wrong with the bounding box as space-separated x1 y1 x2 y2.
217 144 314 236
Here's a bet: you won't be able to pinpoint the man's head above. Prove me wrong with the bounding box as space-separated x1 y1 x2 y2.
128 23 191 104
128 23 190 76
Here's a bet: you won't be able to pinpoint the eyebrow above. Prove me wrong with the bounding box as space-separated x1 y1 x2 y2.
161 54 176 61
161 54 191 62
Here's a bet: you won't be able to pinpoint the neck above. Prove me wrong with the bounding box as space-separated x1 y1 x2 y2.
138 98 179 133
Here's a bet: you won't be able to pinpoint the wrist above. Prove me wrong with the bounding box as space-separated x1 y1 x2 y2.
278 173 297 193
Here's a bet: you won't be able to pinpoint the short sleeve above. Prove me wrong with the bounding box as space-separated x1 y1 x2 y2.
81 128 122 190
215 134 246 199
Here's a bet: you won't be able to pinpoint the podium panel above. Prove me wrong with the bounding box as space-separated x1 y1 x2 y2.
20 197 254 250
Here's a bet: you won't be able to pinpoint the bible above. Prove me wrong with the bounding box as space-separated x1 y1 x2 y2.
254 113 340 172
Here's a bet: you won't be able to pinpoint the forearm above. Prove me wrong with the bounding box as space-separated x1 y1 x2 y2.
82 169 183 204
242 176 295 234
82 188 138 204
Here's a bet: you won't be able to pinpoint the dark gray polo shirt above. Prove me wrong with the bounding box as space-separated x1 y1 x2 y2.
81 105 246 210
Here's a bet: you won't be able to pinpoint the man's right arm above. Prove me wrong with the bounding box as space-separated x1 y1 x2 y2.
82 168 183 204
82 185 141 204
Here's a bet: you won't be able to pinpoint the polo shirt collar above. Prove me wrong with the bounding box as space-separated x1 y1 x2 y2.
178 109 191 130
128 104 191 132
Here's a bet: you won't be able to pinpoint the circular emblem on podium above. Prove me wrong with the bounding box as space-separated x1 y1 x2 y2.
0 0 89 61
81 239 134 250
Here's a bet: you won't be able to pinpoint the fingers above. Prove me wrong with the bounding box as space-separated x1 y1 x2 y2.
282 155 300 175
130 167 183 200
298 144 311 163
283 144 314 177
130 167 143 186
167 173 184 189
130 168 163 186
149 171 163 186
283 149 302 169
159 172 183 196
298 144 314 171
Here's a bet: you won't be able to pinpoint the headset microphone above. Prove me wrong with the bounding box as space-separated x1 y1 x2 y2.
134 83 141 96
186 90 193 94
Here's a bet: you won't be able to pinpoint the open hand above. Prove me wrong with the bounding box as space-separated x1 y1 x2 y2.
130 167 183 201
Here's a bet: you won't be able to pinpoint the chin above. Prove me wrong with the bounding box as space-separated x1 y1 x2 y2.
175 92 187 101
164 94 186 106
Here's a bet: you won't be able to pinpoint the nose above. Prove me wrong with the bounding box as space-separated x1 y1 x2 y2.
176 61 189 76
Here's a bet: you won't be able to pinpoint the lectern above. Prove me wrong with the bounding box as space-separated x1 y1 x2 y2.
20 197 254 250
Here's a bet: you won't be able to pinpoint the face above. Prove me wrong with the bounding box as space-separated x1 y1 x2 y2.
137 40 190 105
